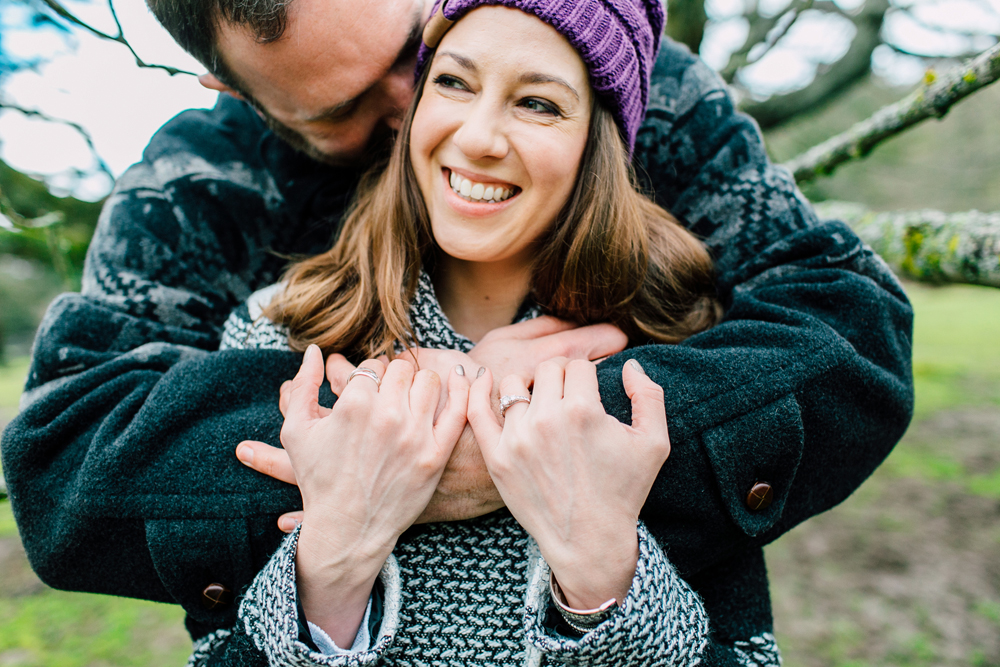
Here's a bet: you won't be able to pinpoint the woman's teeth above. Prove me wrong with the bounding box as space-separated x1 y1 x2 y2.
449 171 514 202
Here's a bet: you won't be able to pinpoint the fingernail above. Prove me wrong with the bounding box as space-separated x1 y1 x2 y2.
476 366 486 379
629 359 646 376
278 517 300 533
236 444 254 465
455 364 466 377
304 344 318 362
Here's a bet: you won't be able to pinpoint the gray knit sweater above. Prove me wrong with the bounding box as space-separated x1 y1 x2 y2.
190 275 782 667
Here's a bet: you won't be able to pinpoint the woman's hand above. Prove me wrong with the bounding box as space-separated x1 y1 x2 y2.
467 358 670 611
281 345 469 647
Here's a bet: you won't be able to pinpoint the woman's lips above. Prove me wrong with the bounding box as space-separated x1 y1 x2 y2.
441 168 520 217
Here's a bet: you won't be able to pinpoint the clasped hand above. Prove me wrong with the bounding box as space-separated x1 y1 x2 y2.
236 318 671 641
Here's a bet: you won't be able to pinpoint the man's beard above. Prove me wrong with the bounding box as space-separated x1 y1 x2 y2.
256 105 395 168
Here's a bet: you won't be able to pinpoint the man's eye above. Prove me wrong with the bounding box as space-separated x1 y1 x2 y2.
434 74 468 91
521 98 559 116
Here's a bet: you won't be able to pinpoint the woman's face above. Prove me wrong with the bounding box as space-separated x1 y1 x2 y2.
410 6 593 268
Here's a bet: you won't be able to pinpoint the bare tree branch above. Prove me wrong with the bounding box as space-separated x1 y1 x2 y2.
37 0 196 77
720 0 815 83
0 100 114 179
816 201 1000 288
739 0 890 129
784 41 1000 182
887 41 993 59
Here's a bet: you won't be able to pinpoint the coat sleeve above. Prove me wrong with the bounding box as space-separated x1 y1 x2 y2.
595 41 913 576
0 97 336 637
184 524 780 667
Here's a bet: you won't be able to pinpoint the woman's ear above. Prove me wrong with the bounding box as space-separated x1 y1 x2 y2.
198 73 247 102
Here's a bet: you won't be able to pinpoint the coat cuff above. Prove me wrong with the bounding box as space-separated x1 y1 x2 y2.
523 522 709 665
238 526 401 666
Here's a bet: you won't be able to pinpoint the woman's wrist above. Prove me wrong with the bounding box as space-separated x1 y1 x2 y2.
542 526 639 611
295 522 390 649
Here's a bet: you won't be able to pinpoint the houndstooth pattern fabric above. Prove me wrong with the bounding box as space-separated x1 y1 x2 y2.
235 517 716 667
220 271 541 354
187 629 233 667
732 634 782 667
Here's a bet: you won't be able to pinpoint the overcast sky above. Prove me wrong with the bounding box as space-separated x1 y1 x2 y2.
1 0 997 200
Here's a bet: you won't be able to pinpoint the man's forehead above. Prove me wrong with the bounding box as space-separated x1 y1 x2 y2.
216 0 425 116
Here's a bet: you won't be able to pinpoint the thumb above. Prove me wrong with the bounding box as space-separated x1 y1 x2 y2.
286 345 326 423
622 360 669 452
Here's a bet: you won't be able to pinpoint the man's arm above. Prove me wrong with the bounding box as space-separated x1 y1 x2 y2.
0 94 350 636
601 40 913 576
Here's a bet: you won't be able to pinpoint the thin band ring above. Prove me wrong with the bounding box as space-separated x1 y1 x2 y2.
499 394 531 418
348 367 382 389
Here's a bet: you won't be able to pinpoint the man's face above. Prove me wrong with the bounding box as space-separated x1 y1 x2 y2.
211 0 429 165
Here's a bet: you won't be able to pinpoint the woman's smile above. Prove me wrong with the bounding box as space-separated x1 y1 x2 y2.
446 168 518 203
441 168 521 218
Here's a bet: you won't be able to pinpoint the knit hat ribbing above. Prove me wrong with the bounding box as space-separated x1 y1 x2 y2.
417 0 665 152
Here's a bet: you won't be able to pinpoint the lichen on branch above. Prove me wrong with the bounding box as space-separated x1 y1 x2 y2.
815 201 1000 289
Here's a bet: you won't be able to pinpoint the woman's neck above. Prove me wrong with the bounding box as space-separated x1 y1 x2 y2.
434 255 533 343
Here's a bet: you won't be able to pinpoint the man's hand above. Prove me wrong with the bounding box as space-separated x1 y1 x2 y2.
236 317 628 530
469 316 628 387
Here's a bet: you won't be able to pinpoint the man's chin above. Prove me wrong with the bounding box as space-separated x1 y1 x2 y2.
263 113 394 168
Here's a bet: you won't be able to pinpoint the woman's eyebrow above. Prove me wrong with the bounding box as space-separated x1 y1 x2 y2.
517 72 580 100
437 53 580 101
439 52 477 72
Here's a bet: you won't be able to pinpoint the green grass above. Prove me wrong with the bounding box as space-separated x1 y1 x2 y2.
0 590 190 667
0 501 17 539
907 281 1000 420
0 355 30 412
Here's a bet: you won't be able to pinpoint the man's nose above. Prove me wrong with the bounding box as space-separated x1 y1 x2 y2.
452 101 509 161
382 70 417 131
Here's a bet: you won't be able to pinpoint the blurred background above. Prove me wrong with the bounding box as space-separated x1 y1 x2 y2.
0 0 999 665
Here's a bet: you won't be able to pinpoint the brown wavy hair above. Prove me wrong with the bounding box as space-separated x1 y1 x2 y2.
266 70 721 359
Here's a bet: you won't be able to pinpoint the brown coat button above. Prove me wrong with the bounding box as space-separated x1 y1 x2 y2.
201 583 233 610
746 482 774 511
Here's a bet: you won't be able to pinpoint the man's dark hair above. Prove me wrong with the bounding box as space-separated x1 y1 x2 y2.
146 0 290 89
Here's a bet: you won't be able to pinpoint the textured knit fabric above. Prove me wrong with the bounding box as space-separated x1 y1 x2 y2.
1 39 912 648
417 0 664 150
206 279 779 666
190 519 780 666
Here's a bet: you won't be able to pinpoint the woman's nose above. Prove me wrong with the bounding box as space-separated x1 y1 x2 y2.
452 102 509 161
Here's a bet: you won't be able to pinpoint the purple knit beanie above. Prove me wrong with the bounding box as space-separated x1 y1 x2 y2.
417 0 665 152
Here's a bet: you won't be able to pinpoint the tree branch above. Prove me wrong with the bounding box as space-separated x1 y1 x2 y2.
37 0 196 77
739 0 890 129
720 0 815 83
887 41 992 60
0 100 114 179
783 41 1000 182
815 201 1000 288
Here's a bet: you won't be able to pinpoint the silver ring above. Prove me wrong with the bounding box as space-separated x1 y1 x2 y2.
499 394 531 418
348 367 381 388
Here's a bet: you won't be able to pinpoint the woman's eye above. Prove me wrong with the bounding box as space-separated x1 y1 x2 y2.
520 98 560 116
434 74 468 91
